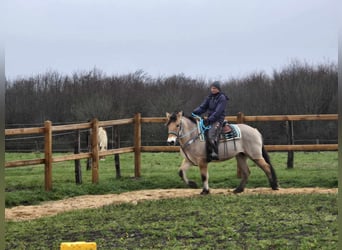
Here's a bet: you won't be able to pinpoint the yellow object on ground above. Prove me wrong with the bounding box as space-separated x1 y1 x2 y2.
60 242 97 250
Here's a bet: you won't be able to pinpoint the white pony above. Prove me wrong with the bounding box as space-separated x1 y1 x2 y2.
98 127 108 160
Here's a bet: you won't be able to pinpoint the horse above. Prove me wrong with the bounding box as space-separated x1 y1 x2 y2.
98 127 108 160
165 111 279 195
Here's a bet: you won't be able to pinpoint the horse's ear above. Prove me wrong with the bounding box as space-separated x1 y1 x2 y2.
178 110 184 118
165 112 170 126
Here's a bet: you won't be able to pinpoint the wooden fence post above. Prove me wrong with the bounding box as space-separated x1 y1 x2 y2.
74 129 82 184
134 113 141 178
91 118 99 183
287 121 294 168
113 126 121 178
44 120 53 191
237 112 245 124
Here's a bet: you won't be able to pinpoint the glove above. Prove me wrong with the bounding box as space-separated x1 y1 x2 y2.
203 118 210 127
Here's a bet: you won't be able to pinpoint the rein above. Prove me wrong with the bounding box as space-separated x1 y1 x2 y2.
191 113 211 134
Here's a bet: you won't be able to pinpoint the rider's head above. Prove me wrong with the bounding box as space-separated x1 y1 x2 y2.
210 81 221 94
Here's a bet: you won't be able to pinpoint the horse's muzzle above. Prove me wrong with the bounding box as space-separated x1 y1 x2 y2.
167 137 177 146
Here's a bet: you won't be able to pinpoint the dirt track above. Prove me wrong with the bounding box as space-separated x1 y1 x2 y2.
5 187 337 221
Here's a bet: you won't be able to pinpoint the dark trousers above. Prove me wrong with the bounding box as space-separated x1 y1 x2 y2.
207 121 221 156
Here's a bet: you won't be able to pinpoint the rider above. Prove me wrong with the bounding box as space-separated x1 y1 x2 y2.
192 81 229 162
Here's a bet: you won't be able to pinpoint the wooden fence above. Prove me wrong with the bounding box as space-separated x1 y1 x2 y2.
5 113 338 191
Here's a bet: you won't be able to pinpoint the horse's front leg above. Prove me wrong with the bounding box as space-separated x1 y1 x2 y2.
178 159 198 188
199 162 210 195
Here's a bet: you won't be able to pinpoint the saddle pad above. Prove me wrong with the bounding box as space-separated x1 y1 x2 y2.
221 124 241 141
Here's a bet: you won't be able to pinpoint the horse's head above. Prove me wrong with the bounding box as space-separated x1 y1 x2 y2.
165 111 183 146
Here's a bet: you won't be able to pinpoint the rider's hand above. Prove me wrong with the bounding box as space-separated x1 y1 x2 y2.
203 118 210 126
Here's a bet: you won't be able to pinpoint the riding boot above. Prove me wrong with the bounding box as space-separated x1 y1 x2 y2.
209 139 219 160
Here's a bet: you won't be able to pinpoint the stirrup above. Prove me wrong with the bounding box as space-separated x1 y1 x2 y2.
211 152 219 160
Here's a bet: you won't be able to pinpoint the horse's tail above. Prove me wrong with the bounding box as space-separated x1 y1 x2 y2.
262 145 279 190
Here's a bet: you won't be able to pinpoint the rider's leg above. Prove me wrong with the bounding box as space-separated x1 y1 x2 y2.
208 122 221 160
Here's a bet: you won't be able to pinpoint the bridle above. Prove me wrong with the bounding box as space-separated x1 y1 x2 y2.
167 117 200 165
167 117 198 141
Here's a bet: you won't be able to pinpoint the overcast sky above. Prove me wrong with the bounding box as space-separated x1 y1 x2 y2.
5 0 338 80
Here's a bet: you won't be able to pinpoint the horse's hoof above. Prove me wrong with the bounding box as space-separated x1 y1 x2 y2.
188 181 198 188
271 182 279 190
233 187 244 194
200 189 210 195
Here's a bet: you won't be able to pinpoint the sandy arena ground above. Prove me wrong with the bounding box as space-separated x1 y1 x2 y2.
5 187 337 221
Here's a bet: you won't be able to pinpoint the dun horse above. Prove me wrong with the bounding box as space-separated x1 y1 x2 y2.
166 111 279 194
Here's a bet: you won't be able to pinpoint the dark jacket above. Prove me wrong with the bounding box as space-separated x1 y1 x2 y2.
193 92 229 124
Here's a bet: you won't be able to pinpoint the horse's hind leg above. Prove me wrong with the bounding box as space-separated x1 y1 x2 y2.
178 159 198 188
234 153 250 193
254 158 279 190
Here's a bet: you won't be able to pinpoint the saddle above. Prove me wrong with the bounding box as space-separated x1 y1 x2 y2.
222 121 232 133
220 122 241 141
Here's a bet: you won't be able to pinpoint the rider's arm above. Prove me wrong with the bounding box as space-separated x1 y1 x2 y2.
192 96 210 115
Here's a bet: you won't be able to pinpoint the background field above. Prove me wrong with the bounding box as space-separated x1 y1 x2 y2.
5 152 338 249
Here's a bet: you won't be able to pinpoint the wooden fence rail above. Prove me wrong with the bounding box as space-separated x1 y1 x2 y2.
5 113 338 191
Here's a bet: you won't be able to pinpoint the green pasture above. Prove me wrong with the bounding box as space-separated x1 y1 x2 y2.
5 152 338 249
6 194 337 249
5 152 338 207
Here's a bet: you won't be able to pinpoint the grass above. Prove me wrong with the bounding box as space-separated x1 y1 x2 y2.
5 194 337 249
5 152 338 207
5 152 338 249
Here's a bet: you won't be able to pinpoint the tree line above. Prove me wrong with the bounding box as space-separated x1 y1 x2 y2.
5 61 337 150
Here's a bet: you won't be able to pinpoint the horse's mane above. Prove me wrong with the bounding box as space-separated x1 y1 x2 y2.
185 115 197 124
